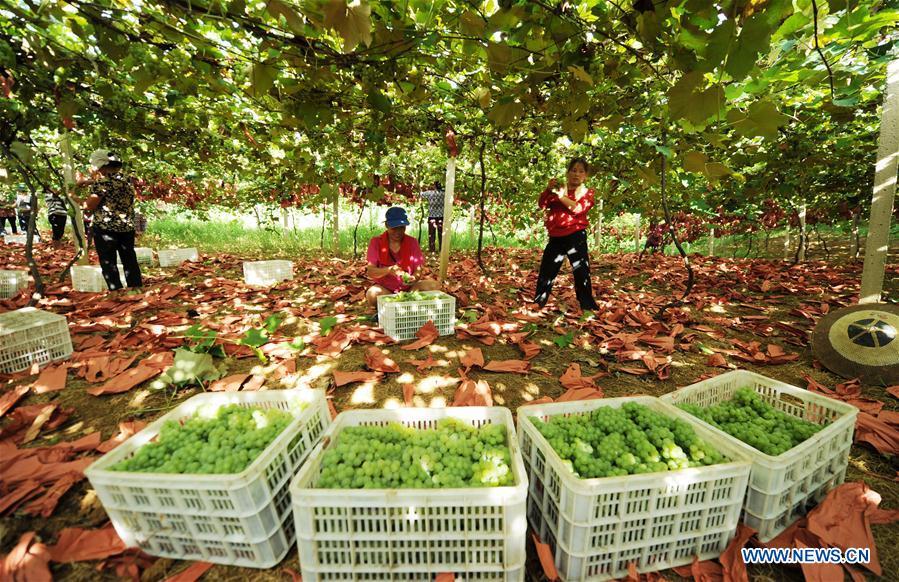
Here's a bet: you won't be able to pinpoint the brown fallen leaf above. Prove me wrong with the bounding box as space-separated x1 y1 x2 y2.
452 378 492 406
402 383 415 406
332 370 382 387
33 363 68 394
240 375 266 391
21 404 57 444
0 532 52 582
408 355 438 372
855 412 899 457
887 385 899 400
96 421 148 454
208 373 251 392
483 359 530 374
435 573 454 582
532 533 559 581
364 346 400 373
460 348 485 370
0 385 30 418
47 523 128 563
559 363 598 391
163 561 214 582
87 365 163 396
557 387 604 402
400 321 439 351
706 353 728 368
20 473 81 518
517 339 541 360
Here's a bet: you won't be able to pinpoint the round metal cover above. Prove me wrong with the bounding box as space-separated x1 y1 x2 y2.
812 303 899 384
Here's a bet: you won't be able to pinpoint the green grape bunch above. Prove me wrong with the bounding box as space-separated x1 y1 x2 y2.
677 388 826 456
315 418 514 489
111 404 297 474
381 291 440 303
530 402 727 479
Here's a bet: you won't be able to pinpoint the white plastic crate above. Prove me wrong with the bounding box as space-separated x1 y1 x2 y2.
377 290 456 342
660 370 857 542
138 504 296 568
0 307 73 374
0 269 29 298
104 473 293 544
71 264 128 292
87 389 329 516
291 407 528 582
243 260 294 286
157 247 199 267
4 234 27 245
518 396 751 582
134 247 154 264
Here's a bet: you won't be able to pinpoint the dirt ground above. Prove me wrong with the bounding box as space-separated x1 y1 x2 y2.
1 239 897 581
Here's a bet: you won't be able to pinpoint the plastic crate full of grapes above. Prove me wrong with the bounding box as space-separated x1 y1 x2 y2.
85 389 330 567
518 396 751 582
377 290 456 342
660 370 857 542
0 307 73 374
290 406 528 582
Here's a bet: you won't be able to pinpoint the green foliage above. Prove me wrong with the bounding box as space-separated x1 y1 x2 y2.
319 316 338 336
151 348 227 390
184 324 225 358
553 331 575 349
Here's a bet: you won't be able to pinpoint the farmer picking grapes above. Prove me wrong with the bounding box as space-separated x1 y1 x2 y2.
532 157 601 312
365 206 439 322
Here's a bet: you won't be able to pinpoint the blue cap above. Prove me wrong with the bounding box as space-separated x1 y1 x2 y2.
385 206 410 228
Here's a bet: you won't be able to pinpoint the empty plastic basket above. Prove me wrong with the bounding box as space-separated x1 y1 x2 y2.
291 406 528 581
71 264 128 292
377 290 456 342
158 248 199 267
518 396 751 581
0 307 73 374
660 370 857 542
134 247 154 264
0 269 29 298
243 260 294 286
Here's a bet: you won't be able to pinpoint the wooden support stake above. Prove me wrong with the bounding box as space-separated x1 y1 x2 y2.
860 58 899 304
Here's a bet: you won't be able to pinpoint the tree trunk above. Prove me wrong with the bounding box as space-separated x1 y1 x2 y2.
813 223 830 261
634 213 641 253
332 188 340 254
658 125 695 314
352 201 366 259
476 140 489 275
320 205 326 249
595 198 604 252
783 227 791 261
281 207 289 229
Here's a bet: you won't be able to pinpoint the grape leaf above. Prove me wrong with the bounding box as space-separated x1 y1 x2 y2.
553 332 574 348
324 0 372 53
319 316 338 336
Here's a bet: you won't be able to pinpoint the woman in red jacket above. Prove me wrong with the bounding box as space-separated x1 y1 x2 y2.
533 157 599 311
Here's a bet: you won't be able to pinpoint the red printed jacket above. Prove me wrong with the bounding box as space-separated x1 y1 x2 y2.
538 186 595 238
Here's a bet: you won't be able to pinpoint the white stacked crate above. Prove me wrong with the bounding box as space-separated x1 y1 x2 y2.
4 234 27 245
0 307 73 374
134 247 155 264
0 269 29 298
660 370 857 542
291 407 528 581
377 290 456 342
243 260 294 286
157 248 199 267
86 389 330 568
71 264 127 292
518 396 751 581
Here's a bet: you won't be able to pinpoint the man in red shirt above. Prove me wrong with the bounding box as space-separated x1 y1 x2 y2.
366 207 440 320
533 158 600 312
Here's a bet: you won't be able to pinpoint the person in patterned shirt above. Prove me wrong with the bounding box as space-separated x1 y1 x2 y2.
74 149 142 290
419 181 445 253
